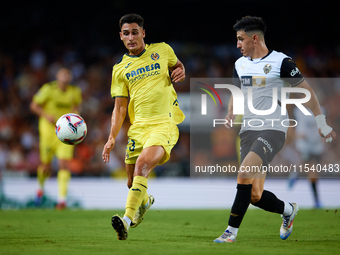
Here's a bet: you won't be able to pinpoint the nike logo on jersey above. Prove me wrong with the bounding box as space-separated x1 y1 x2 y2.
125 62 132 68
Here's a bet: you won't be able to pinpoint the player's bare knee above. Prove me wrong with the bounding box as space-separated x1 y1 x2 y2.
250 192 262 204
237 170 254 181
41 164 51 174
59 159 70 170
134 161 150 177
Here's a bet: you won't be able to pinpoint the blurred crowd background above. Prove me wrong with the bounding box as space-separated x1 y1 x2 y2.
1 0 340 179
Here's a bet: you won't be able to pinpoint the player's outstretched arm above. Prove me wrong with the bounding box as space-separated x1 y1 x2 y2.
102 97 128 163
296 80 337 143
169 59 185 83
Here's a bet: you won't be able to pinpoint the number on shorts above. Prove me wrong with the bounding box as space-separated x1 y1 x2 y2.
129 139 135 152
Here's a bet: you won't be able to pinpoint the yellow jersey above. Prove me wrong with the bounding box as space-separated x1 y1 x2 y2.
111 42 185 125
32 81 82 134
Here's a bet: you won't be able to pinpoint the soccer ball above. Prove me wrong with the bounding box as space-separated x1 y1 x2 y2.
55 113 87 145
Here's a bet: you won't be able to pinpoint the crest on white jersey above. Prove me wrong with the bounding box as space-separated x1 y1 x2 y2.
263 64 272 74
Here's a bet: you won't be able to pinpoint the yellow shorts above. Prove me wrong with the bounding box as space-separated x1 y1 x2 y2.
125 122 179 165
39 127 74 164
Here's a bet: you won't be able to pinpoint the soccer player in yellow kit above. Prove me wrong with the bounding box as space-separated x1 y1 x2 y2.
30 67 82 210
102 13 186 240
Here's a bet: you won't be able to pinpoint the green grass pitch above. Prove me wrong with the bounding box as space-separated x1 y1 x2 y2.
0 208 339 255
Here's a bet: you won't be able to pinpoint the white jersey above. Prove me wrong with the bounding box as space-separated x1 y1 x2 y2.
233 50 304 134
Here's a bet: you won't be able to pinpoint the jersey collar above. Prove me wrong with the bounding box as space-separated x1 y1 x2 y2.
261 49 273 60
125 44 148 58
248 49 273 63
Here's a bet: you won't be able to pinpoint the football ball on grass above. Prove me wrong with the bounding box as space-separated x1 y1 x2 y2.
55 113 87 145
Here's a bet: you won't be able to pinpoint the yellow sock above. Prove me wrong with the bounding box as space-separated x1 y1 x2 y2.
37 165 49 189
57 169 71 202
124 176 148 220
141 191 149 206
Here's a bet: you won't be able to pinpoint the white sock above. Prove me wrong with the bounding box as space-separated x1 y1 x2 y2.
123 216 131 227
283 202 293 216
226 226 239 236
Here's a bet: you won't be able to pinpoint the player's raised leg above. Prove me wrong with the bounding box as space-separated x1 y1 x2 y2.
131 194 155 228
126 164 134 189
280 203 299 240
124 146 163 224
111 146 163 240
123 163 155 228
250 170 299 240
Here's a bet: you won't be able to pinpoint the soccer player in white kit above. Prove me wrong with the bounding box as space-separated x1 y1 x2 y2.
289 107 324 208
214 16 337 243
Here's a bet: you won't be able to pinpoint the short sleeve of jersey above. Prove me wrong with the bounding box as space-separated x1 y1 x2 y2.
110 65 128 98
233 65 241 88
166 43 178 68
32 83 51 105
280 58 304 86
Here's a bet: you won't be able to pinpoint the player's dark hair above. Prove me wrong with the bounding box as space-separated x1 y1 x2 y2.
58 66 71 71
233 16 267 35
119 13 144 29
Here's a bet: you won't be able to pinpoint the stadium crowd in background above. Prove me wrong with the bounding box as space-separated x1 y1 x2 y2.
1 42 340 178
